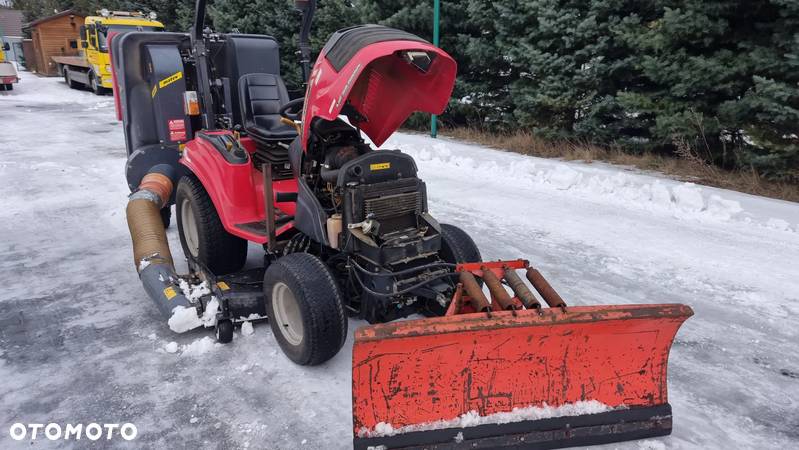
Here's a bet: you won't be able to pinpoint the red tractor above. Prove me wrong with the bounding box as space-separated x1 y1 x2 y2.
114 1 692 448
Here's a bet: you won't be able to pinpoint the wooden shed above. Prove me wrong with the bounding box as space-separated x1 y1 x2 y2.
26 10 85 76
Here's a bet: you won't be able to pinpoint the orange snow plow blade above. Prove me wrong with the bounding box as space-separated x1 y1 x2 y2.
352 261 693 449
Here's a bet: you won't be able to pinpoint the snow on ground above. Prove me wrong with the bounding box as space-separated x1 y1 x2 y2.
1 71 798 449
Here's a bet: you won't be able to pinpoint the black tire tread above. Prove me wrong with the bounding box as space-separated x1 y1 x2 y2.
176 175 247 274
264 253 347 366
440 223 482 264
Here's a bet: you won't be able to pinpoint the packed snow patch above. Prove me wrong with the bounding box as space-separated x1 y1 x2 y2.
637 439 667 450
672 183 705 213
241 321 254 336
766 218 792 232
357 400 615 438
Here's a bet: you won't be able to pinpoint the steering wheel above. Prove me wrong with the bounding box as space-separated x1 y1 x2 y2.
279 98 305 121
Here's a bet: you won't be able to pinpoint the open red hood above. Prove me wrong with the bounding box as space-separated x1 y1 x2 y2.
301 26 457 148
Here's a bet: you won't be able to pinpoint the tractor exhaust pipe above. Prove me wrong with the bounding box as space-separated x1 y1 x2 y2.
126 165 192 317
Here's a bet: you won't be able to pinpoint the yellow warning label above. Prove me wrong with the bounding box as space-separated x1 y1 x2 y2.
151 85 157 98
370 162 391 171
163 286 177 300
159 71 183 89
217 281 230 291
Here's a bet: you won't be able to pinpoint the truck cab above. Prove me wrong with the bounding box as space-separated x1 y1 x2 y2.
56 10 163 94
83 10 164 90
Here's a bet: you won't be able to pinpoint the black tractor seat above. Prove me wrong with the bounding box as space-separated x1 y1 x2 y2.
239 73 297 141
238 73 297 178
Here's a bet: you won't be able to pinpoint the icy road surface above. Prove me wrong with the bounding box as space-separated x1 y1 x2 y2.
1 72 798 449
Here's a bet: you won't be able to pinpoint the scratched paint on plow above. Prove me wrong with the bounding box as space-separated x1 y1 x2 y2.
351 304 692 432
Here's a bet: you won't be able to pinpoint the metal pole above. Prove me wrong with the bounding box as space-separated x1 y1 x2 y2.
431 0 440 138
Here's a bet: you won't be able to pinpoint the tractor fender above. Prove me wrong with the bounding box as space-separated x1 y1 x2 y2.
179 136 264 241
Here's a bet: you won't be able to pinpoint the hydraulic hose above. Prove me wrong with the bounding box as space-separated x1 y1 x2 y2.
126 165 193 318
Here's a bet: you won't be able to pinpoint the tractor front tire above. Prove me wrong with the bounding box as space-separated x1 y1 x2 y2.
176 175 247 275
264 253 347 366
440 223 482 264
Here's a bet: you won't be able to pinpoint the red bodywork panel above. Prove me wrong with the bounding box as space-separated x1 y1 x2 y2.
352 261 693 436
179 132 297 244
301 40 457 149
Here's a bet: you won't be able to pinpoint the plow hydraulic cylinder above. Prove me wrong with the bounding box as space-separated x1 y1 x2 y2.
480 266 516 310
526 267 567 308
458 271 490 312
503 266 541 309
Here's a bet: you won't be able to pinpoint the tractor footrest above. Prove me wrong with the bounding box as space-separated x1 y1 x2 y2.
353 404 672 450
234 215 294 237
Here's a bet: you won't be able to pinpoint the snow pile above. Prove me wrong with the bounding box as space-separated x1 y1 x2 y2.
161 337 221 357
168 306 203 333
200 297 220 328
178 279 211 301
167 296 220 333
384 137 797 231
358 400 615 438
241 321 254 336
180 337 221 357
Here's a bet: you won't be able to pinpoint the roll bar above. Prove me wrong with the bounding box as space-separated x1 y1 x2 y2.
295 0 317 83
189 0 317 129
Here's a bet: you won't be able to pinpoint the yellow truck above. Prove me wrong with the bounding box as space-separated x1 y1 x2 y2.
0 40 20 91
52 10 163 94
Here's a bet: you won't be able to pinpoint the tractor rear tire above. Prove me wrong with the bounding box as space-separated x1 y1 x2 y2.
440 223 482 264
263 253 347 366
176 175 247 275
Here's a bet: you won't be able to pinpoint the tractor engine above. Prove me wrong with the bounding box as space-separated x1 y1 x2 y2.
309 126 452 323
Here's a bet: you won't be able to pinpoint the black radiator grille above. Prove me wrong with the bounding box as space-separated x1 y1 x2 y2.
364 191 422 220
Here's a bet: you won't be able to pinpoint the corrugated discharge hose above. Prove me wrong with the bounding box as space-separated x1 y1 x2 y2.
127 171 174 269
126 164 193 318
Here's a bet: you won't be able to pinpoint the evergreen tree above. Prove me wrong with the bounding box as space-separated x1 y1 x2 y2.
211 0 360 91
